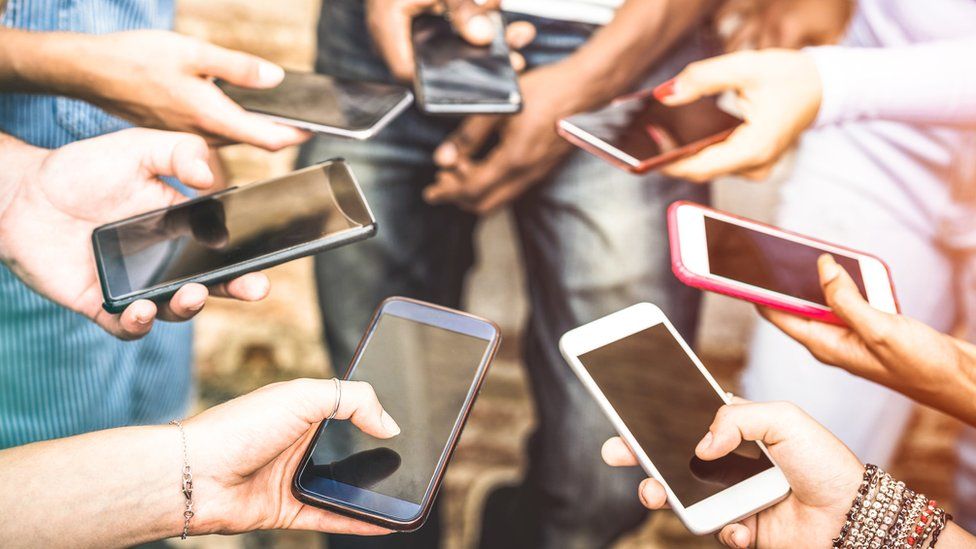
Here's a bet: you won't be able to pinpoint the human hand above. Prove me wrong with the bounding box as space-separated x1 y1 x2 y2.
602 399 863 548
0 128 271 340
365 0 535 82
653 48 822 182
71 30 309 151
716 0 853 52
763 254 976 425
424 60 583 213
184 378 401 535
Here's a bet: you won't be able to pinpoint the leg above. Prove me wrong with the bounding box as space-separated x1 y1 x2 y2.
742 128 956 465
489 110 709 549
300 3 474 547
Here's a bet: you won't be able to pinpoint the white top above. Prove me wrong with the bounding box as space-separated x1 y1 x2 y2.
793 0 976 247
501 0 622 25
807 0 976 127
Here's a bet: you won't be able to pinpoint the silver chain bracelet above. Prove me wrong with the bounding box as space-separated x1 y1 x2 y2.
170 419 194 540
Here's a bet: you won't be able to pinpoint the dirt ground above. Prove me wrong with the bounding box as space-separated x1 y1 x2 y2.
176 2 963 547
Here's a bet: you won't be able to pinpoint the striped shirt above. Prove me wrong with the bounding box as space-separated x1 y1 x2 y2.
0 0 192 449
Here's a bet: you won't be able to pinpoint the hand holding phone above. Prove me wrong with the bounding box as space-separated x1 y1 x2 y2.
217 71 413 140
558 90 742 174
93 159 376 313
411 13 522 115
560 303 790 534
293 297 501 530
668 201 898 325
602 399 864 548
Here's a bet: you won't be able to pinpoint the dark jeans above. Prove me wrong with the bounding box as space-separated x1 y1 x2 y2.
301 3 709 548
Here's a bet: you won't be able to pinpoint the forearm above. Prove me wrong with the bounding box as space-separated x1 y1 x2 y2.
808 37 976 127
0 28 99 96
564 0 718 108
0 425 185 548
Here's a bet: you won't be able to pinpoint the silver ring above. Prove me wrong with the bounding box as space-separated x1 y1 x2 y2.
327 378 342 421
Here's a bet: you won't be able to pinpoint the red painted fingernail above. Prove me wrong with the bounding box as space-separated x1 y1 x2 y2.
653 79 676 101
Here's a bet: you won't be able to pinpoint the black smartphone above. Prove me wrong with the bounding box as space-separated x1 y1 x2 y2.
411 13 522 115
92 159 376 313
217 71 414 139
293 297 501 531
558 90 742 173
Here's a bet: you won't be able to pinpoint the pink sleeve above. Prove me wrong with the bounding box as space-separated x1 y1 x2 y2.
805 38 976 127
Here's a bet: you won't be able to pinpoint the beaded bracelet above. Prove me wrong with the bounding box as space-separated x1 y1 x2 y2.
833 465 952 549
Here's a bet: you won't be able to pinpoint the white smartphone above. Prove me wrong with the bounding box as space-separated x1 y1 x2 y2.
217 71 413 140
668 201 898 324
559 303 790 535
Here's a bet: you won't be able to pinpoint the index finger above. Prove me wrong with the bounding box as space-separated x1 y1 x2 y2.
444 0 502 46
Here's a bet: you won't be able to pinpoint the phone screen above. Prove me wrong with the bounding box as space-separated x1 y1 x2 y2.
563 94 741 162
94 162 373 299
412 14 521 110
579 323 773 507
703 215 867 306
298 310 493 520
217 71 411 131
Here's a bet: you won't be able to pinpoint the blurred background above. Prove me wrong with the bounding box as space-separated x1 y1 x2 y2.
176 1 963 547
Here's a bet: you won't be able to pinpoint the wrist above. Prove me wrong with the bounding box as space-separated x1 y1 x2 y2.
0 30 101 97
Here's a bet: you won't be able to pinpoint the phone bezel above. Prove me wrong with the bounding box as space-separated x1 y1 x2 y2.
557 89 738 174
217 72 415 140
292 297 502 531
92 159 377 313
669 201 899 320
558 302 790 535
411 13 523 115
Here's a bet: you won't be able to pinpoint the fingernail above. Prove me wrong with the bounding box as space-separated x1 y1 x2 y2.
434 143 457 167
466 14 495 43
258 62 285 86
135 310 153 325
653 78 677 101
381 411 401 436
695 431 714 454
820 255 841 282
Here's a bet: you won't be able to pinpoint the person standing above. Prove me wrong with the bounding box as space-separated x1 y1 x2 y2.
298 0 719 546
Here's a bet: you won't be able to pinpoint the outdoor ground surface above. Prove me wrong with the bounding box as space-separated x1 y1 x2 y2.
176 2 962 547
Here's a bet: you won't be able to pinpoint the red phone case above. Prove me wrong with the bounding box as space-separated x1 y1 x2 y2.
667 201 900 326
556 89 737 174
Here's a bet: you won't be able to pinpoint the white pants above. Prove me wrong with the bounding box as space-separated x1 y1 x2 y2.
741 122 976 529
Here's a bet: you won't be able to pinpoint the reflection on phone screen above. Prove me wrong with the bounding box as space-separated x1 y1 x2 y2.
412 14 520 108
95 162 371 298
301 313 491 514
704 216 867 306
218 71 411 131
580 324 773 506
564 94 741 163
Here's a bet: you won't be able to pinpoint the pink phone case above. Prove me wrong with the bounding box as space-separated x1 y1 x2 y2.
556 89 737 174
667 201 900 326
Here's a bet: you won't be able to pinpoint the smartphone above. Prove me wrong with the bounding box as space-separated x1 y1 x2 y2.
411 13 522 115
558 89 742 173
217 70 413 139
559 303 790 535
92 159 376 313
293 297 501 531
668 201 899 324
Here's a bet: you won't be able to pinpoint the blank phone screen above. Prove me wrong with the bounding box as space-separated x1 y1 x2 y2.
412 14 520 107
300 313 491 515
563 94 741 162
218 71 411 131
579 323 773 506
94 162 372 299
704 216 867 306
